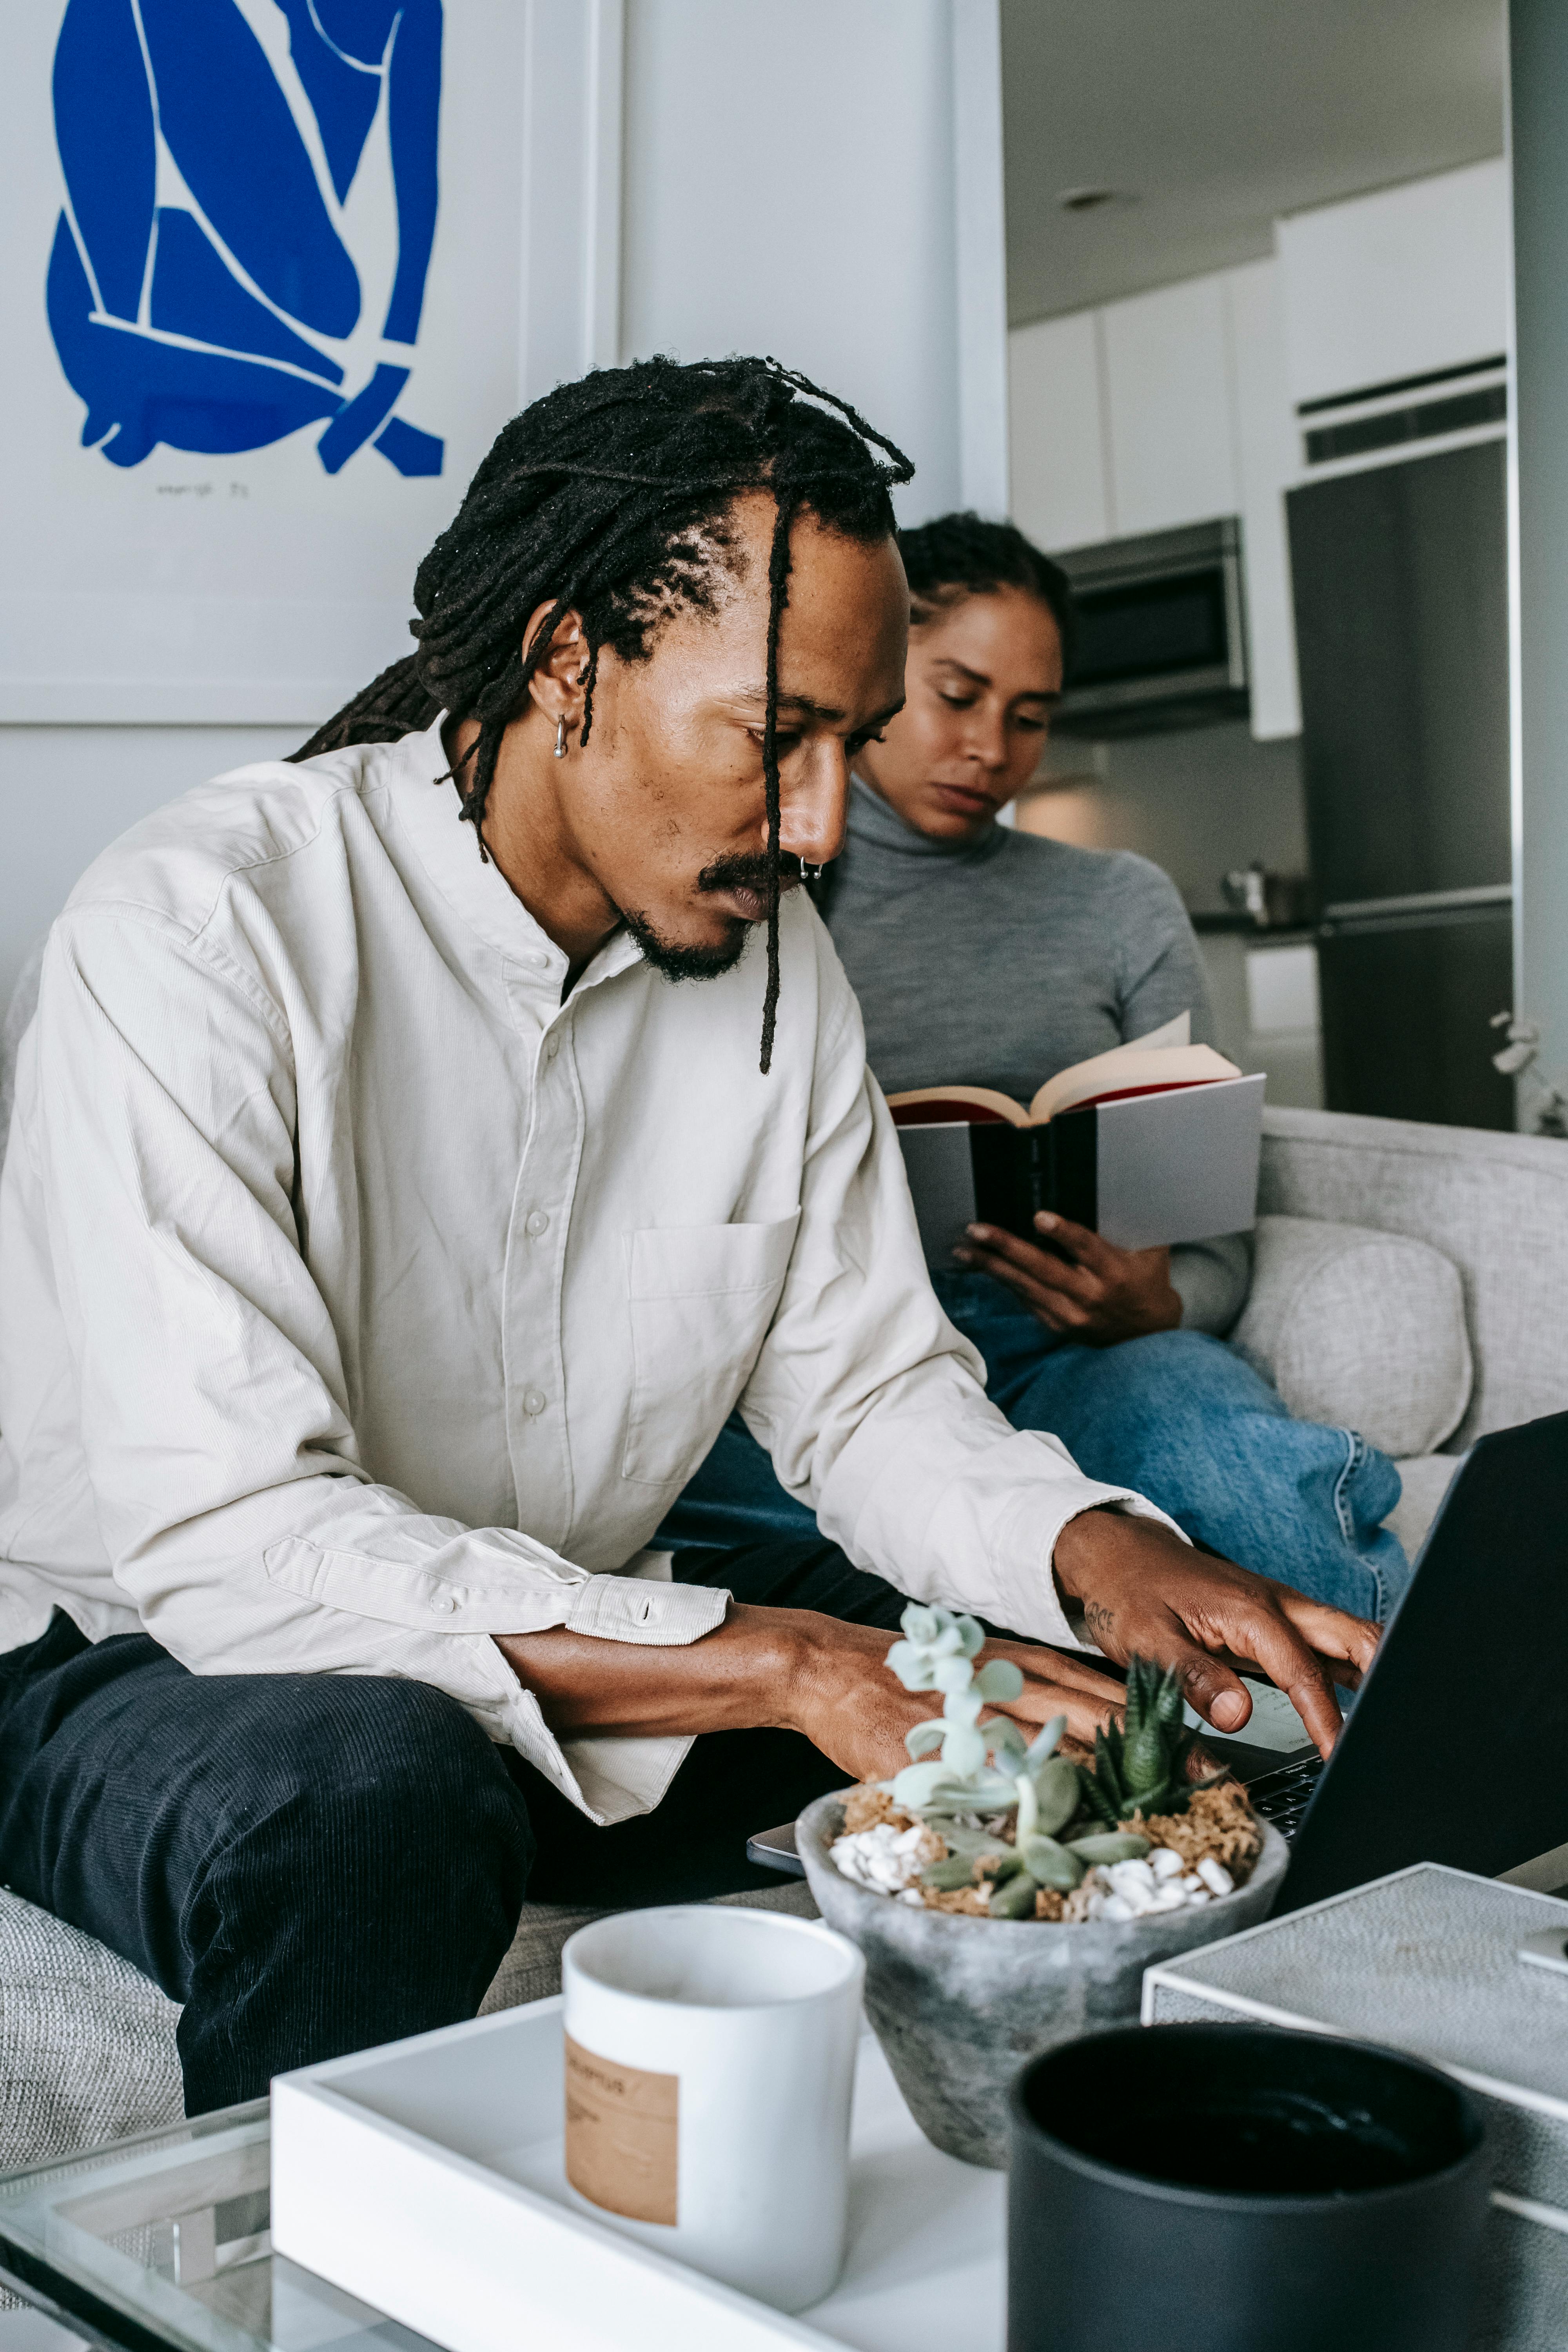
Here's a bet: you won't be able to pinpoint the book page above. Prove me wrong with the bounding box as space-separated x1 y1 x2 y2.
886 1084 1030 1127
1029 1040 1240 1123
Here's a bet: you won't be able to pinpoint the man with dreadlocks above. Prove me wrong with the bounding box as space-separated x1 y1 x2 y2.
0 358 1376 2110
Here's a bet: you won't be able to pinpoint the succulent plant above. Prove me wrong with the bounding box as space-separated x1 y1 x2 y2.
1074 1655 1201 1828
879 1604 1153 1917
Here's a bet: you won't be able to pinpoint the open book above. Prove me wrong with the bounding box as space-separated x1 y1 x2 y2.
887 1015 1265 1263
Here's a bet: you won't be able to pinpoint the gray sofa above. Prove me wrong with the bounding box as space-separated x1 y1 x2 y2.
2 933 1565 2172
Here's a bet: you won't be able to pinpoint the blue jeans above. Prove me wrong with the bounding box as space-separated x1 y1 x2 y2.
657 1272 1411 1622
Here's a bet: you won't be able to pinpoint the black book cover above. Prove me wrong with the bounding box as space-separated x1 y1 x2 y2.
969 1110 1098 1234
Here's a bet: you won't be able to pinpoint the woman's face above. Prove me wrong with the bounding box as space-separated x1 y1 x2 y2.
855 585 1063 841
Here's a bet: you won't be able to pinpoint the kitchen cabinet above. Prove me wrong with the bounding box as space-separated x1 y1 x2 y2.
1007 311 1110 553
1275 160 1508 411
1225 260 1301 739
1099 275 1239 536
1008 261 1299 738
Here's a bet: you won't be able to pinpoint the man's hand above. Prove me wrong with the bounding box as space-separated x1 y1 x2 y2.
784 1615 1125 1784
497 1606 1128 1789
1053 1509 1379 1759
955 1212 1182 1346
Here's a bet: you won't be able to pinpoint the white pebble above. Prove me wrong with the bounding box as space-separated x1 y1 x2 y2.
1185 1889 1210 1907
1082 1890 1107 1920
1149 1883 1188 1912
831 1822 937 1896
897 1887 924 1906
1149 1847 1185 1881
1100 1894 1135 1923
1181 1873 1205 1894
1106 1861 1158 1910
1196 1857 1235 1897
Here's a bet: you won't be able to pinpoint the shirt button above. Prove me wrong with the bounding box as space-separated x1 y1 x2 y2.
527 949 550 969
431 1592 457 1614
523 1387 547 1417
525 1209 550 1238
544 1037 560 1062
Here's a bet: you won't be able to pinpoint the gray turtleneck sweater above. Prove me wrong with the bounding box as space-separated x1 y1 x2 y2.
820 780 1251 1334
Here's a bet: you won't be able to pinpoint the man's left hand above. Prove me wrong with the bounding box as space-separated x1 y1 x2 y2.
955 1213 1182 1346
1052 1508 1380 1760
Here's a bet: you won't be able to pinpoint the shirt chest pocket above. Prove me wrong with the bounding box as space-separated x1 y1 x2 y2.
621 1214 800 1488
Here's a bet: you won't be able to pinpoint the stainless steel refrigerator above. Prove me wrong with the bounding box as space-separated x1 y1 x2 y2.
1287 436 1514 1130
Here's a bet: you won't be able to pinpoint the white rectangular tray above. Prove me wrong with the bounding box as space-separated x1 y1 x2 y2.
271 1997 1005 2352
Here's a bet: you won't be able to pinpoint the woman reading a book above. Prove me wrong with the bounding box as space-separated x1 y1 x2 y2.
659 513 1410 1624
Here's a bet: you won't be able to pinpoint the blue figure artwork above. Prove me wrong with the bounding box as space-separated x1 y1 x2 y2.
46 0 445 476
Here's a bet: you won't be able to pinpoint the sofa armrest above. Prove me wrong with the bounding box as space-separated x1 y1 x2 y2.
1258 1107 1568 1445
1231 1215 1472 1459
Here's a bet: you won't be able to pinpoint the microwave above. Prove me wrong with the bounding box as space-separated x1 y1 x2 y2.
1052 517 1250 737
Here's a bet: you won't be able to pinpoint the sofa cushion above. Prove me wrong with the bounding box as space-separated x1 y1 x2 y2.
1385 1454 1464 1561
0 1889 184 2175
1230 1214 1473 1460
1259 1105 1568 1447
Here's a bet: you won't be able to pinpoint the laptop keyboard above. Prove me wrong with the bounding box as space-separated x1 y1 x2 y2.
1246 1755 1324 1840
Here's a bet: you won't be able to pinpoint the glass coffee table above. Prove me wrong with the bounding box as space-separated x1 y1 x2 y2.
0 2105 428 2352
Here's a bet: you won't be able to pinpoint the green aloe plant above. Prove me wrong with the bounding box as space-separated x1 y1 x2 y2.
1074 1655 1202 1828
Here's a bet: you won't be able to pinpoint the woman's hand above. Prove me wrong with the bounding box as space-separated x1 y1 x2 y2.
955 1211 1182 1345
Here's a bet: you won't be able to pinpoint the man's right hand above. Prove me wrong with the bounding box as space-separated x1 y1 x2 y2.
497 1603 1129 1789
781 1613 1126 1784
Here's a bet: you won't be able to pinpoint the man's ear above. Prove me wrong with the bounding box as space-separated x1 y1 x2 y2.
521 600 588 723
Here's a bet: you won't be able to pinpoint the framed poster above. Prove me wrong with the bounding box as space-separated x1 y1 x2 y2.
0 0 531 723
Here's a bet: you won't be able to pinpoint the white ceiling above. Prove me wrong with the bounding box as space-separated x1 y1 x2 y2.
1003 0 1506 327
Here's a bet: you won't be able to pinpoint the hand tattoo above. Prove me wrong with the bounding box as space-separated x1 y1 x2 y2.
1084 1599 1117 1646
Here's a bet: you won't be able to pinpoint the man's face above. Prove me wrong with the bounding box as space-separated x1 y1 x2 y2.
546 494 908 973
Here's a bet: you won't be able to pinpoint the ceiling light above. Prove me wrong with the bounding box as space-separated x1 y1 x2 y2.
1056 186 1123 213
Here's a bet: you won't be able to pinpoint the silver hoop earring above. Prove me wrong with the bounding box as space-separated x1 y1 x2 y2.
803 863 823 882
553 715 569 759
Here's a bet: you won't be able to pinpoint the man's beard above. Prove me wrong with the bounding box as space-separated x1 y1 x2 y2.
621 852 800 983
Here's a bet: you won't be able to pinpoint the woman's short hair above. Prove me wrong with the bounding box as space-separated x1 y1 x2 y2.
895 512 1076 674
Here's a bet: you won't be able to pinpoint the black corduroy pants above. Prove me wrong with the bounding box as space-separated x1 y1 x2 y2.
0 1539 906 2114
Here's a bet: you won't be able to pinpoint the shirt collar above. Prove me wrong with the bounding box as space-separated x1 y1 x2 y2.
845 774 1010 866
387 715 642 988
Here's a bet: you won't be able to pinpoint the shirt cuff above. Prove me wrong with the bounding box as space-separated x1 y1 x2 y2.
564 1573 730 1645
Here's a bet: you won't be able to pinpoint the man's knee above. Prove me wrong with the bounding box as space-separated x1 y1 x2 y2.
198 1671 533 1890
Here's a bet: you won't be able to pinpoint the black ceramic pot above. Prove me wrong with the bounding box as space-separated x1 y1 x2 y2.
1007 2023 1490 2352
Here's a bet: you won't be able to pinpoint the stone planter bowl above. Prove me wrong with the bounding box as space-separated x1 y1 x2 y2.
797 1792 1290 2169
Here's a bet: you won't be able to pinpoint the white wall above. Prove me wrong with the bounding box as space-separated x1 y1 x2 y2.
1509 4 1568 1120
0 727 302 1007
620 0 1007 522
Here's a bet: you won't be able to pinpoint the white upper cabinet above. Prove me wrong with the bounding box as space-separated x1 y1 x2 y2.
1225 260 1301 739
1007 311 1111 553
1100 276 1240 537
1276 160 1510 407
1007 262 1298 737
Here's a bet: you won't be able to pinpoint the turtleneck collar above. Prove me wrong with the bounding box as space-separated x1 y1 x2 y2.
844 775 1010 865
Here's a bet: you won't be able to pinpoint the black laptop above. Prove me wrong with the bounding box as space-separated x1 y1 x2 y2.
746 1410 1568 1916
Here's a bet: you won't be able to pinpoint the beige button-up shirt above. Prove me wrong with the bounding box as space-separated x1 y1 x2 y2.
0 720 1176 1821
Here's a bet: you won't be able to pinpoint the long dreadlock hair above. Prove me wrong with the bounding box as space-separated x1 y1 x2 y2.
292 356 912 1071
